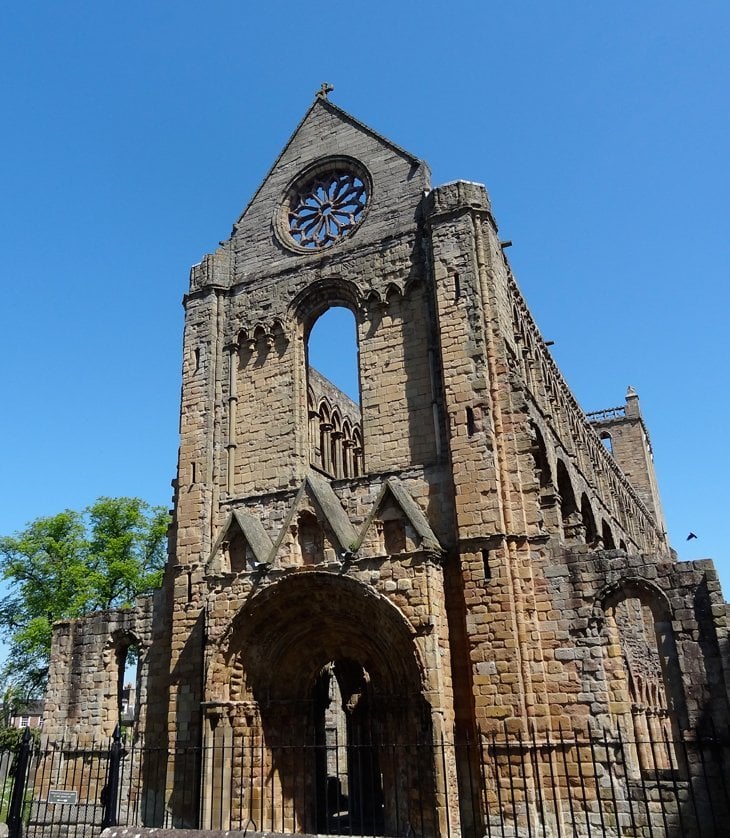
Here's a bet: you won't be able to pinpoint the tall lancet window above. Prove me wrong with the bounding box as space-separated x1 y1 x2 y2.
307 306 363 478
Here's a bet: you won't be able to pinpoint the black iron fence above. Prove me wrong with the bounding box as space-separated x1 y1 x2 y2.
0 722 728 837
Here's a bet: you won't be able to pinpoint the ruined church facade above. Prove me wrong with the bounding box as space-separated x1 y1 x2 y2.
43 96 730 836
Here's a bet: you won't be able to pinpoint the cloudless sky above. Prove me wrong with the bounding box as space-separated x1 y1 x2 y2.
1 3 728 600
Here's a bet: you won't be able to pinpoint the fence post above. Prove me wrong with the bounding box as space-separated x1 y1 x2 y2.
6 726 32 838
101 724 122 829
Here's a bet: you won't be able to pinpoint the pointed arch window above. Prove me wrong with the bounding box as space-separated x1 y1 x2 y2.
603 586 686 777
306 306 363 478
580 493 598 545
557 459 579 541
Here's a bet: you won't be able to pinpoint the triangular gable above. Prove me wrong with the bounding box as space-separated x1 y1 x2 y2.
207 510 274 574
234 94 427 232
305 471 359 550
355 477 442 553
231 511 274 563
270 471 359 562
208 95 433 287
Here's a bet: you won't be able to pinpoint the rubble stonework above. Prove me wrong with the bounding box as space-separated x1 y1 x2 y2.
44 597 154 740
42 96 730 837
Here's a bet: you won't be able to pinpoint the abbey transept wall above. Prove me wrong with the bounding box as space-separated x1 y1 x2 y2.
42 95 730 838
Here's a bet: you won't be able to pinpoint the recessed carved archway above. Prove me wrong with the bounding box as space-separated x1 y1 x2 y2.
203 573 443 835
214 572 425 705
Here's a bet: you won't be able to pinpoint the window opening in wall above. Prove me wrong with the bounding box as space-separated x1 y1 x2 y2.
117 641 140 728
556 460 577 525
466 407 476 438
602 520 616 549
307 307 363 478
453 271 461 301
580 494 598 545
309 307 359 403
600 431 613 454
194 347 201 372
530 424 553 491
481 549 491 581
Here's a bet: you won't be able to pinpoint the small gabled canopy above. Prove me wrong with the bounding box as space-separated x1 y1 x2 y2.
305 471 359 550
355 477 442 553
207 510 274 574
270 471 359 560
300 471 359 551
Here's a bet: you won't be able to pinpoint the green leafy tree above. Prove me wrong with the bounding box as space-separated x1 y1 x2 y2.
0 497 168 698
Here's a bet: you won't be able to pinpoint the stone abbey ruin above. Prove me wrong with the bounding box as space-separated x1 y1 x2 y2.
38 95 730 837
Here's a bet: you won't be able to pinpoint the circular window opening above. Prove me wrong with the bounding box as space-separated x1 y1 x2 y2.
283 158 370 251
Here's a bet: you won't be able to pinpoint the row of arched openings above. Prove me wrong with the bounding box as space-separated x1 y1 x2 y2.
532 423 624 551
514 304 652 547
308 393 363 479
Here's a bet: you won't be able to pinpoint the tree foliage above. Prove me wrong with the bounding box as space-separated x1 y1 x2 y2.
0 497 168 698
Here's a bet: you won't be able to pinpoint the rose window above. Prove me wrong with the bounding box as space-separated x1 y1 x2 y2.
287 170 368 249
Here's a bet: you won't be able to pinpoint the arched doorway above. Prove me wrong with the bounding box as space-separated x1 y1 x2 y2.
203 573 446 836
313 659 383 834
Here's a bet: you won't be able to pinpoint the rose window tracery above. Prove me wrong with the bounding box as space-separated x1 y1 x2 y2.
287 169 368 249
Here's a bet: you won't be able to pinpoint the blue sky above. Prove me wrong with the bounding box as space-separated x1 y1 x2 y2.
1 2 728 593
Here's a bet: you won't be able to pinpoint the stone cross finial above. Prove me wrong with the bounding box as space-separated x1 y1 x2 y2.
317 82 335 100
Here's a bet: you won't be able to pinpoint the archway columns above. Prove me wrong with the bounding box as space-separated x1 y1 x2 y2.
200 703 235 830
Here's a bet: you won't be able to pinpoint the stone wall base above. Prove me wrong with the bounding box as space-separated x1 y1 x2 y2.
101 831 314 838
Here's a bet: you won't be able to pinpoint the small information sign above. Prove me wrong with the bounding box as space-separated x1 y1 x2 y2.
48 789 78 805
